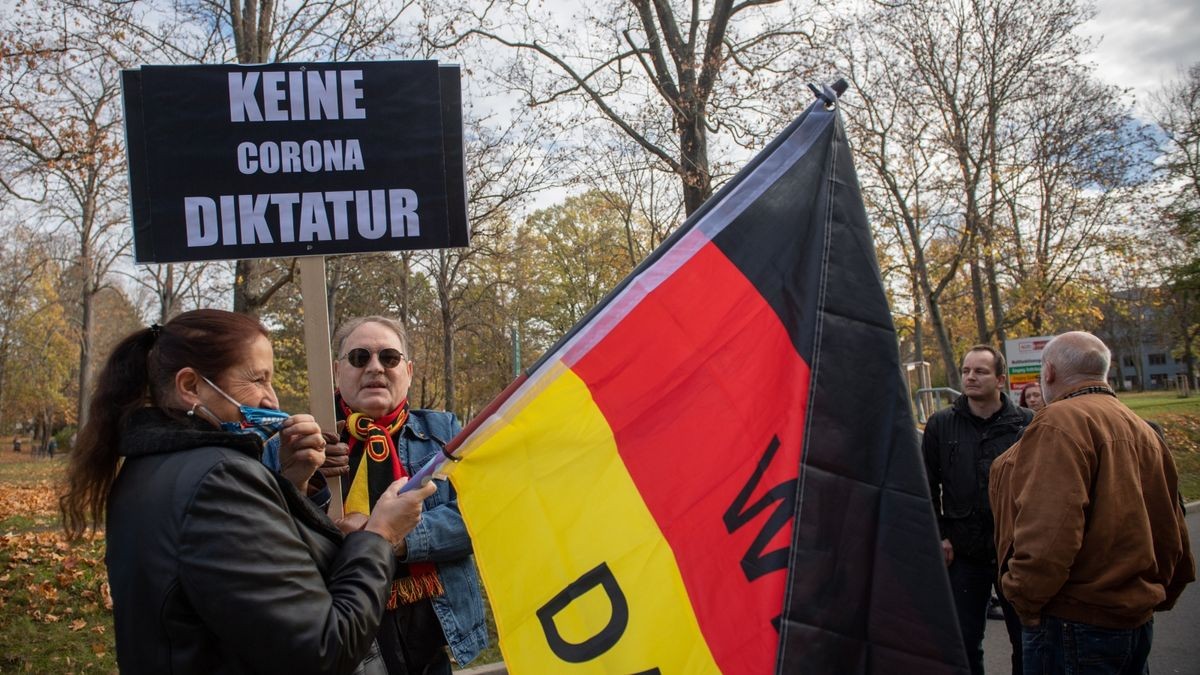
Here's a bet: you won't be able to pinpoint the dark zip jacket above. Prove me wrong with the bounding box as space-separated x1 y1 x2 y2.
922 392 1032 563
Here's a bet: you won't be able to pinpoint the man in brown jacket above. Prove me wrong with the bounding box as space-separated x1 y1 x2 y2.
990 331 1194 674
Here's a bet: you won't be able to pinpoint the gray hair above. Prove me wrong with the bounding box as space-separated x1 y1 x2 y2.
332 315 409 357
1043 331 1110 382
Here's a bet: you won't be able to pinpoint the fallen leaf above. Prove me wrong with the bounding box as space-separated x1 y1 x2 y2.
69 618 87 631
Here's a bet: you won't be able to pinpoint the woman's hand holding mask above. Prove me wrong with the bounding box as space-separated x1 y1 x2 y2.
277 415 326 490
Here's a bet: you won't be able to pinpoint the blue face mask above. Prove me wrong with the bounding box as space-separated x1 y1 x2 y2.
200 375 290 441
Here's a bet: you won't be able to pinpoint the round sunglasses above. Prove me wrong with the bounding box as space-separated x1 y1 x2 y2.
339 347 406 369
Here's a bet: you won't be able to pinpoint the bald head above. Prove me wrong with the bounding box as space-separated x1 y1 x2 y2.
1041 331 1111 401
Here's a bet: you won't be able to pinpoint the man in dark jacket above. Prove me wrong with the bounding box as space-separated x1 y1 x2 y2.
924 345 1033 675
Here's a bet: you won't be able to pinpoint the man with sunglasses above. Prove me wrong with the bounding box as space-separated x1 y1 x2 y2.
326 315 487 674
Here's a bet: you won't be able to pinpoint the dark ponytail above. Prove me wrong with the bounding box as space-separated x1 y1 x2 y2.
60 309 268 539
60 328 157 539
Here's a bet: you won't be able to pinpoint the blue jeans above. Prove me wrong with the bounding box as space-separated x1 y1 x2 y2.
949 558 1023 675
1021 616 1152 675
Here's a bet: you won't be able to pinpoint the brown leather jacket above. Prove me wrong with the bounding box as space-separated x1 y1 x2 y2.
990 382 1195 629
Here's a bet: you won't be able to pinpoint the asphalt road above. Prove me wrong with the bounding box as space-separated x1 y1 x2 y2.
984 505 1200 675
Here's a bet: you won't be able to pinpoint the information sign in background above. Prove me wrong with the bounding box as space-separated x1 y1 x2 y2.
123 60 469 263
1004 335 1054 391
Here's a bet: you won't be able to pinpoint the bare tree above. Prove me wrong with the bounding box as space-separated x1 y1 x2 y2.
997 69 1150 335
840 26 967 385
427 0 820 215
416 104 564 411
579 131 685 266
122 261 233 323
1152 63 1200 387
0 23 133 425
874 0 1101 345
0 221 63 433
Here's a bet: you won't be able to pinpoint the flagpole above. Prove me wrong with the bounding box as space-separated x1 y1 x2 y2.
298 256 343 520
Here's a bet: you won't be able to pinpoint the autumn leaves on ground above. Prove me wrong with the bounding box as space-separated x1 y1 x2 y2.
1 392 1197 673
0 452 114 673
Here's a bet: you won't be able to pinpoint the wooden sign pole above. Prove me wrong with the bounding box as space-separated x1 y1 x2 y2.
298 256 343 520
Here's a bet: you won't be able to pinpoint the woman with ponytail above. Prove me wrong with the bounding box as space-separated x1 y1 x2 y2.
60 309 436 675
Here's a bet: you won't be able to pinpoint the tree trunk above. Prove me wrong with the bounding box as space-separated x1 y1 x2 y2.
901 208 961 389
441 298 455 413
927 294 960 390
985 252 1006 346
911 268 925 364
1110 355 1126 391
76 272 94 428
230 1 284 313
233 259 254 313
398 253 412 326
1185 348 1197 390
968 239 989 344
679 108 711 215
1134 346 1146 392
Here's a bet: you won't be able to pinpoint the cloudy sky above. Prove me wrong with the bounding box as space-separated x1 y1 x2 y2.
1081 0 1199 106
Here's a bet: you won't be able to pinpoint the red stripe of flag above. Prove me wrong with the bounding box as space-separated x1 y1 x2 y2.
572 241 810 674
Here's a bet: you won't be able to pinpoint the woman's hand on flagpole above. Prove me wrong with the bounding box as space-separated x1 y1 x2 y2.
364 478 436 554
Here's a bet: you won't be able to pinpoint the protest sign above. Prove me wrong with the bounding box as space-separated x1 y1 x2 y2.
123 60 469 263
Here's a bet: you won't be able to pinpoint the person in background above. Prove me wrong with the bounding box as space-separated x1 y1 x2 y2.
60 309 436 675
991 331 1194 675
986 382 1046 621
1017 383 1044 412
329 315 487 674
924 345 1033 675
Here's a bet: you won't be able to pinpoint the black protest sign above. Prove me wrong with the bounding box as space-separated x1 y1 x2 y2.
122 61 469 264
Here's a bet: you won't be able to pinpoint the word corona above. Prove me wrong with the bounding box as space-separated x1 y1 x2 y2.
184 189 418 248
237 139 365 175
229 70 365 122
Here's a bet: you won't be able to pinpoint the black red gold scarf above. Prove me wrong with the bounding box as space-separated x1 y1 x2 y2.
338 394 444 608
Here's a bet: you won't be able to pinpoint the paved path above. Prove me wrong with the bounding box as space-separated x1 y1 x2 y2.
984 503 1200 675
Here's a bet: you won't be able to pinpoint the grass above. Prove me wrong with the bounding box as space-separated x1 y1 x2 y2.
0 452 116 674
1118 390 1200 419
1115 392 1200 501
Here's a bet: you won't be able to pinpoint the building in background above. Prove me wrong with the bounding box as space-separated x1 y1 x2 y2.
1097 288 1191 392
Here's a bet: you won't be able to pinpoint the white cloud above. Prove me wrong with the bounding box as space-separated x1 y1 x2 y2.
1080 0 1199 103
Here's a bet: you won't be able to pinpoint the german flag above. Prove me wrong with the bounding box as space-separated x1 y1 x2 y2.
448 86 967 673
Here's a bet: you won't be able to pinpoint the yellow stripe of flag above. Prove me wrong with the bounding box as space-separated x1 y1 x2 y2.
453 365 720 673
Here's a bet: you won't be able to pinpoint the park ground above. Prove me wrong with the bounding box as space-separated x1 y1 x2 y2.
1 390 1198 672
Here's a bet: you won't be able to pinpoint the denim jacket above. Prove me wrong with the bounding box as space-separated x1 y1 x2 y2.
264 410 487 665
390 410 487 665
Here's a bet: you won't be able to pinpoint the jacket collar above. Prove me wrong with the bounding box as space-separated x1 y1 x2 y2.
954 391 1021 422
120 407 263 459
402 408 430 439
1050 380 1114 404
